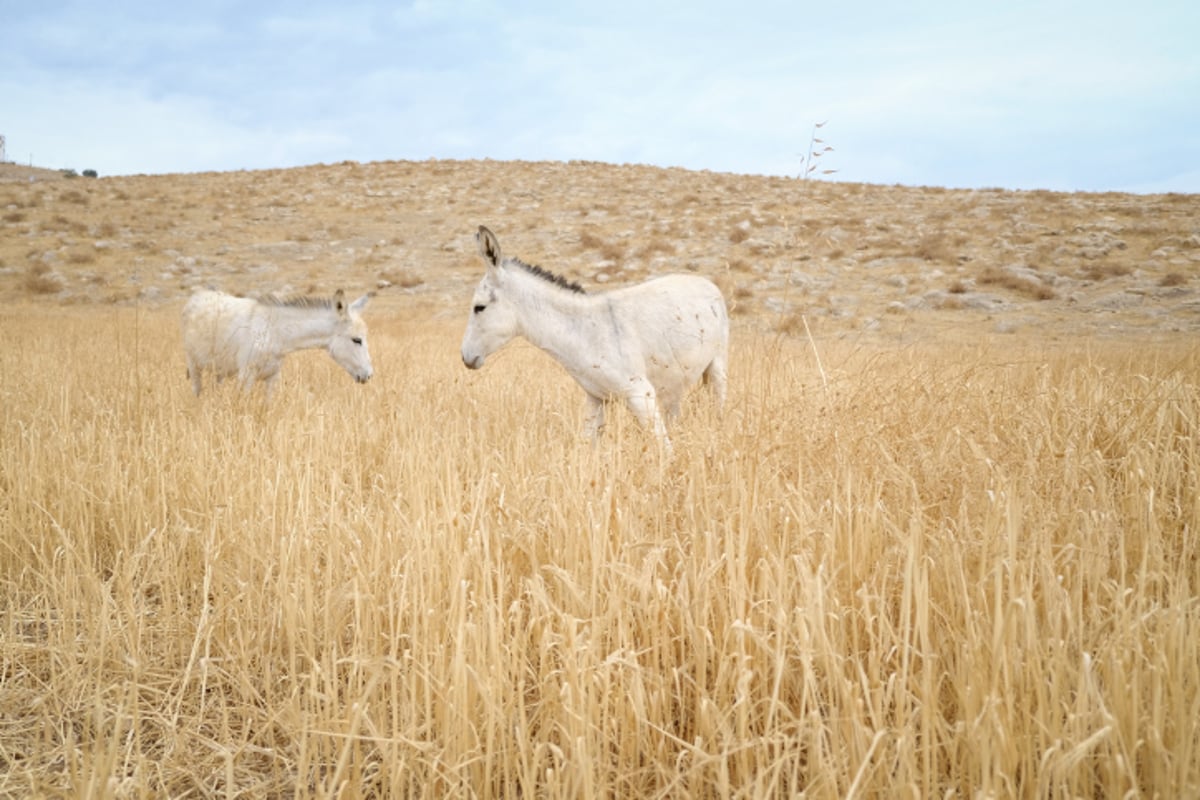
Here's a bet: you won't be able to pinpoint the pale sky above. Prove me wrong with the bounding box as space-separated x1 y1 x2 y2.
3 1 1198 192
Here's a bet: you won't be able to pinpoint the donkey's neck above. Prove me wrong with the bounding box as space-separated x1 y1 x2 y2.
270 305 340 353
509 272 595 365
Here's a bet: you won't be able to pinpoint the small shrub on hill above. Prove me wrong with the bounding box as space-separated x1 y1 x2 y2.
1081 263 1132 281
979 266 1056 300
915 230 955 263
578 229 625 262
23 264 65 294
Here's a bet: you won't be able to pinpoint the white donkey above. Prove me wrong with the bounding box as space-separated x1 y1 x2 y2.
461 225 728 450
181 289 373 398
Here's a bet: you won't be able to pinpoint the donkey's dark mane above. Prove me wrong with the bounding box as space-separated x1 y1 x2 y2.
257 294 335 310
509 257 586 294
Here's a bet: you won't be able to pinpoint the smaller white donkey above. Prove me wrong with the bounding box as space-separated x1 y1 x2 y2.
461 226 729 451
181 289 373 398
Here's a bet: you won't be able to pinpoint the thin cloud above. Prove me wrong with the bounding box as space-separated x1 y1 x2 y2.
2 1 1196 191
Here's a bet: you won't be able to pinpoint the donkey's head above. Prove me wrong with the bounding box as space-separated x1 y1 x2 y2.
328 290 374 383
461 226 521 370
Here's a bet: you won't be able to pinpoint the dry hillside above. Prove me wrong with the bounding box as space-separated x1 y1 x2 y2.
2 159 1197 338
1 160 1198 797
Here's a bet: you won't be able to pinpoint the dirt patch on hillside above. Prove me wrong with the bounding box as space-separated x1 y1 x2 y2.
0 162 77 183
1 159 1197 340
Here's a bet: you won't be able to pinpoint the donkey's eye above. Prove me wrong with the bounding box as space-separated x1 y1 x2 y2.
351 337 363 345
473 305 486 314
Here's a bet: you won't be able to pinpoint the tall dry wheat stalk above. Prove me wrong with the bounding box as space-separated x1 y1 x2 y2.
1 303 1197 797
799 121 837 181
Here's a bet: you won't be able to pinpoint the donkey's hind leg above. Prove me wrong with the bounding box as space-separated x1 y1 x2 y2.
187 357 203 396
703 353 728 412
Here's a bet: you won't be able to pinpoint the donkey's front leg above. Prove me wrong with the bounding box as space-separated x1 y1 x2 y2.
625 382 671 453
582 394 606 439
263 370 282 402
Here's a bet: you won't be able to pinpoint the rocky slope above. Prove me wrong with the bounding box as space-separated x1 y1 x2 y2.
2 159 1197 339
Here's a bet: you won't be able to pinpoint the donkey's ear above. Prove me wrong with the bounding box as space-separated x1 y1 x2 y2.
476 225 502 269
334 288 347 316
349 292 371 314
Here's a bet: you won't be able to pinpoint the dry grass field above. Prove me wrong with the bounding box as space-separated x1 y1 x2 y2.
2 160 1198 796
